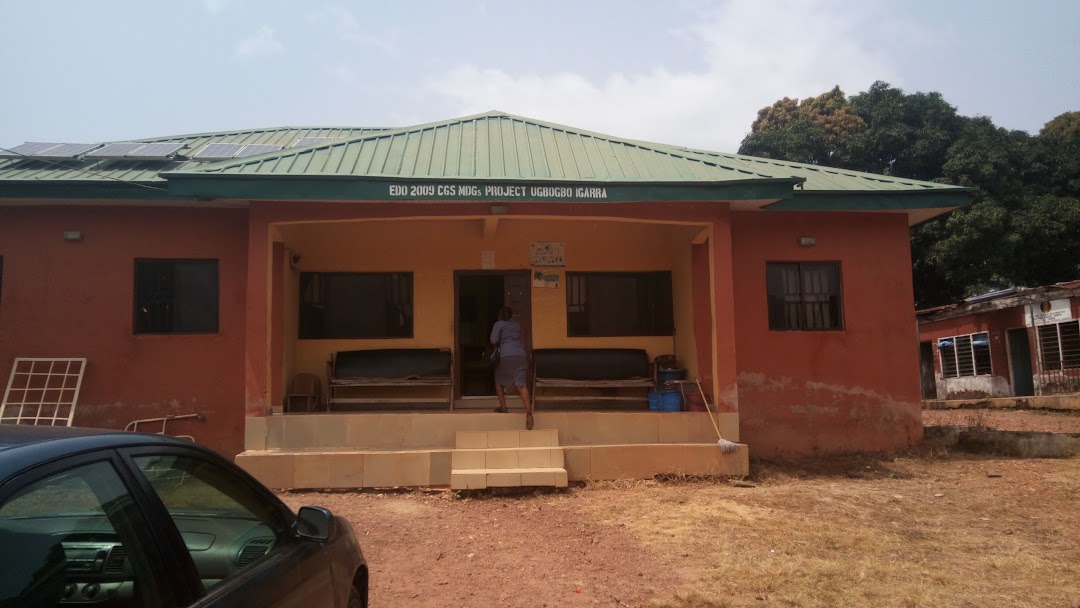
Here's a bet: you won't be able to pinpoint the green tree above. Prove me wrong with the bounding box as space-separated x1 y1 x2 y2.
739 84 1080 308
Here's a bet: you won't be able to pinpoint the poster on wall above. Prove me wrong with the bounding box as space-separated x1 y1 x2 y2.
532 270 560 288
530 242 565 266
1025 299 1073 326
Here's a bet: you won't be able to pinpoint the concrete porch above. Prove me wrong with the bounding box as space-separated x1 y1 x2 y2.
237 410 748 489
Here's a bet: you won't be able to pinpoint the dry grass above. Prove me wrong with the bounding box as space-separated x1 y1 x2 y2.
580 453 1080 608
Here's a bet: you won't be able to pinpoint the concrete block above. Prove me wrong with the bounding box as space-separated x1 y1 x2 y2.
265 416 284 449
451 471 486 490
281 416 317 448
487 430 521 449
314 415 348 448
244 417 267 451
517 448 551 468
485 449 519 469
451 449 486 470
563 446 591 480
293 453 332 489
327 453 365 488
486 471 521 487
519 428 558 447
554 469 568 487
363 452 400 488
429 450 452 486
456 431 488 449
549 448 565 468
397 451 432 486
520 470 555 486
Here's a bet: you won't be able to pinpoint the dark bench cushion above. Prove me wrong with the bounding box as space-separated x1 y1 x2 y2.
332 349 451 379
533 348 650 381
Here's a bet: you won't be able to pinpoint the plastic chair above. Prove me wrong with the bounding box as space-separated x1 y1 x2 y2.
286 373 322 412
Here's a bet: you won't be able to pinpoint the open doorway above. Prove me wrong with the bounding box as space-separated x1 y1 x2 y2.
455 270 531 398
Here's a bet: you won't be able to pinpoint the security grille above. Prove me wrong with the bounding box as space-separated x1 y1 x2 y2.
0 358 87 426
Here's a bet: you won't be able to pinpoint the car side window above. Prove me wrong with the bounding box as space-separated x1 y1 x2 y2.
0 460 167 607
131 455 292 591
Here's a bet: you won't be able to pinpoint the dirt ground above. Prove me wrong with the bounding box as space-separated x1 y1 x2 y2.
278 410 1080 608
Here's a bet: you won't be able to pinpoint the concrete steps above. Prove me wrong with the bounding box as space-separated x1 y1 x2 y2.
450 429 568 489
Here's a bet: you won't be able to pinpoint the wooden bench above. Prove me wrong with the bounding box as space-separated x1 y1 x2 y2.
532 348 654 404
327 348 453 409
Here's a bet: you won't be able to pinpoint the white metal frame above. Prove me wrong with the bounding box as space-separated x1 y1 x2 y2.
1 358 87 426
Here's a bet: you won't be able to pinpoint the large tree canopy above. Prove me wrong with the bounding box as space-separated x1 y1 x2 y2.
739 82 1080 308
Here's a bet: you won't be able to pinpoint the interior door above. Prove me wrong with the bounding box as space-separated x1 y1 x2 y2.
503 272 531 352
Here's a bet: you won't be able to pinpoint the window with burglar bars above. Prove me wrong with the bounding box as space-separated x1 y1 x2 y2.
1037 320 1080 370
937 332 992 377
566 272 673 337
299 272 413 339
134 259 219 334
766 262 843 330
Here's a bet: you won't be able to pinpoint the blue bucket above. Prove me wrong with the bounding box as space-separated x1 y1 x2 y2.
648 391 663 411
660 390 682 412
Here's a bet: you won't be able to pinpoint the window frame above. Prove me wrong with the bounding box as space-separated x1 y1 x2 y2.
1036 319 1080 371
936 331 993 378
133 258 220 335
564 270 675 337
765 261 845 331
299 271 415 340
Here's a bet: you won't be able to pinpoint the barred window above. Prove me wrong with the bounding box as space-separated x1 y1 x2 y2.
1037 320 1080 371
134 259 219 334
299 272 412 339
566 272 673 337
937 332 992 378
766 262 843 330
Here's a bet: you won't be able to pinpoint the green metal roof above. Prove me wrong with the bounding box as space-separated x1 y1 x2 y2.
168 111 791 183
0 111 970 219
0 126 385 186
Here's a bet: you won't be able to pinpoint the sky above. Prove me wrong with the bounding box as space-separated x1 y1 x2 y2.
1 0 1078 153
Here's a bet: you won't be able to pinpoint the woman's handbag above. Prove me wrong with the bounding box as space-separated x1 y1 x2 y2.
482 344 501 367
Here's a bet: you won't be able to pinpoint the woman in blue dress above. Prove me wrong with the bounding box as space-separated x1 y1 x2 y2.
490 306 534 430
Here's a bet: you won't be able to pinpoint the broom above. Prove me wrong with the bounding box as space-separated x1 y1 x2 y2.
694 379 740 454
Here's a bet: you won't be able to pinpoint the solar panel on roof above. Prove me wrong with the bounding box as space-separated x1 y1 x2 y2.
33 143 104 158
0 142 63 157
125 142 183 159
294 137 340 147
234 144 284 158
194 143 245 160
85 142 148 158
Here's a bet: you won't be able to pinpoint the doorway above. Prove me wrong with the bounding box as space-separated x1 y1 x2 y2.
454 270 531 397
1006 327 1035 396
918 341 937 400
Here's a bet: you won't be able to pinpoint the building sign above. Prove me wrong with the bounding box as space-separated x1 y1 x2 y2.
1025 299 1073 326
387 183 608 200
530 242 565 266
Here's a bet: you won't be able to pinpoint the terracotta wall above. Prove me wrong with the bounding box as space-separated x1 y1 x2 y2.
0 205 248 457
917 308 1022 399
731 211 923 456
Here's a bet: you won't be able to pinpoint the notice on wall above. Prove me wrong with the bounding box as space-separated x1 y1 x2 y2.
530 242 565 266
1025 299 1073 326
481 250 495 270
533 270 560 289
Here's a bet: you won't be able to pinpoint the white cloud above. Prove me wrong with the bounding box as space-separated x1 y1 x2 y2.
426 0 903 152
234 26 284 60
309 6 400 52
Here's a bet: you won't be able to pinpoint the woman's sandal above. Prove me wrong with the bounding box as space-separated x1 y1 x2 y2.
494 406 509 413
526 412 534 430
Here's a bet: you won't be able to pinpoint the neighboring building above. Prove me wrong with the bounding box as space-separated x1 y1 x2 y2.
0 111 970 477
916 281 1080 400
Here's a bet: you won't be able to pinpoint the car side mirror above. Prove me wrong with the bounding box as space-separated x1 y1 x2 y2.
295 506 335 542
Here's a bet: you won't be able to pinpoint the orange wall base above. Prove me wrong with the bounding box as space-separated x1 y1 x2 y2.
0 205 249 457
731 211 923 456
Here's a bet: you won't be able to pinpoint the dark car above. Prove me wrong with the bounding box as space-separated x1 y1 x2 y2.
0 425 367 608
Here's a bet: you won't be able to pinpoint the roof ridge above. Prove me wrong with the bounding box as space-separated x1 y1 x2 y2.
175 110 786 180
